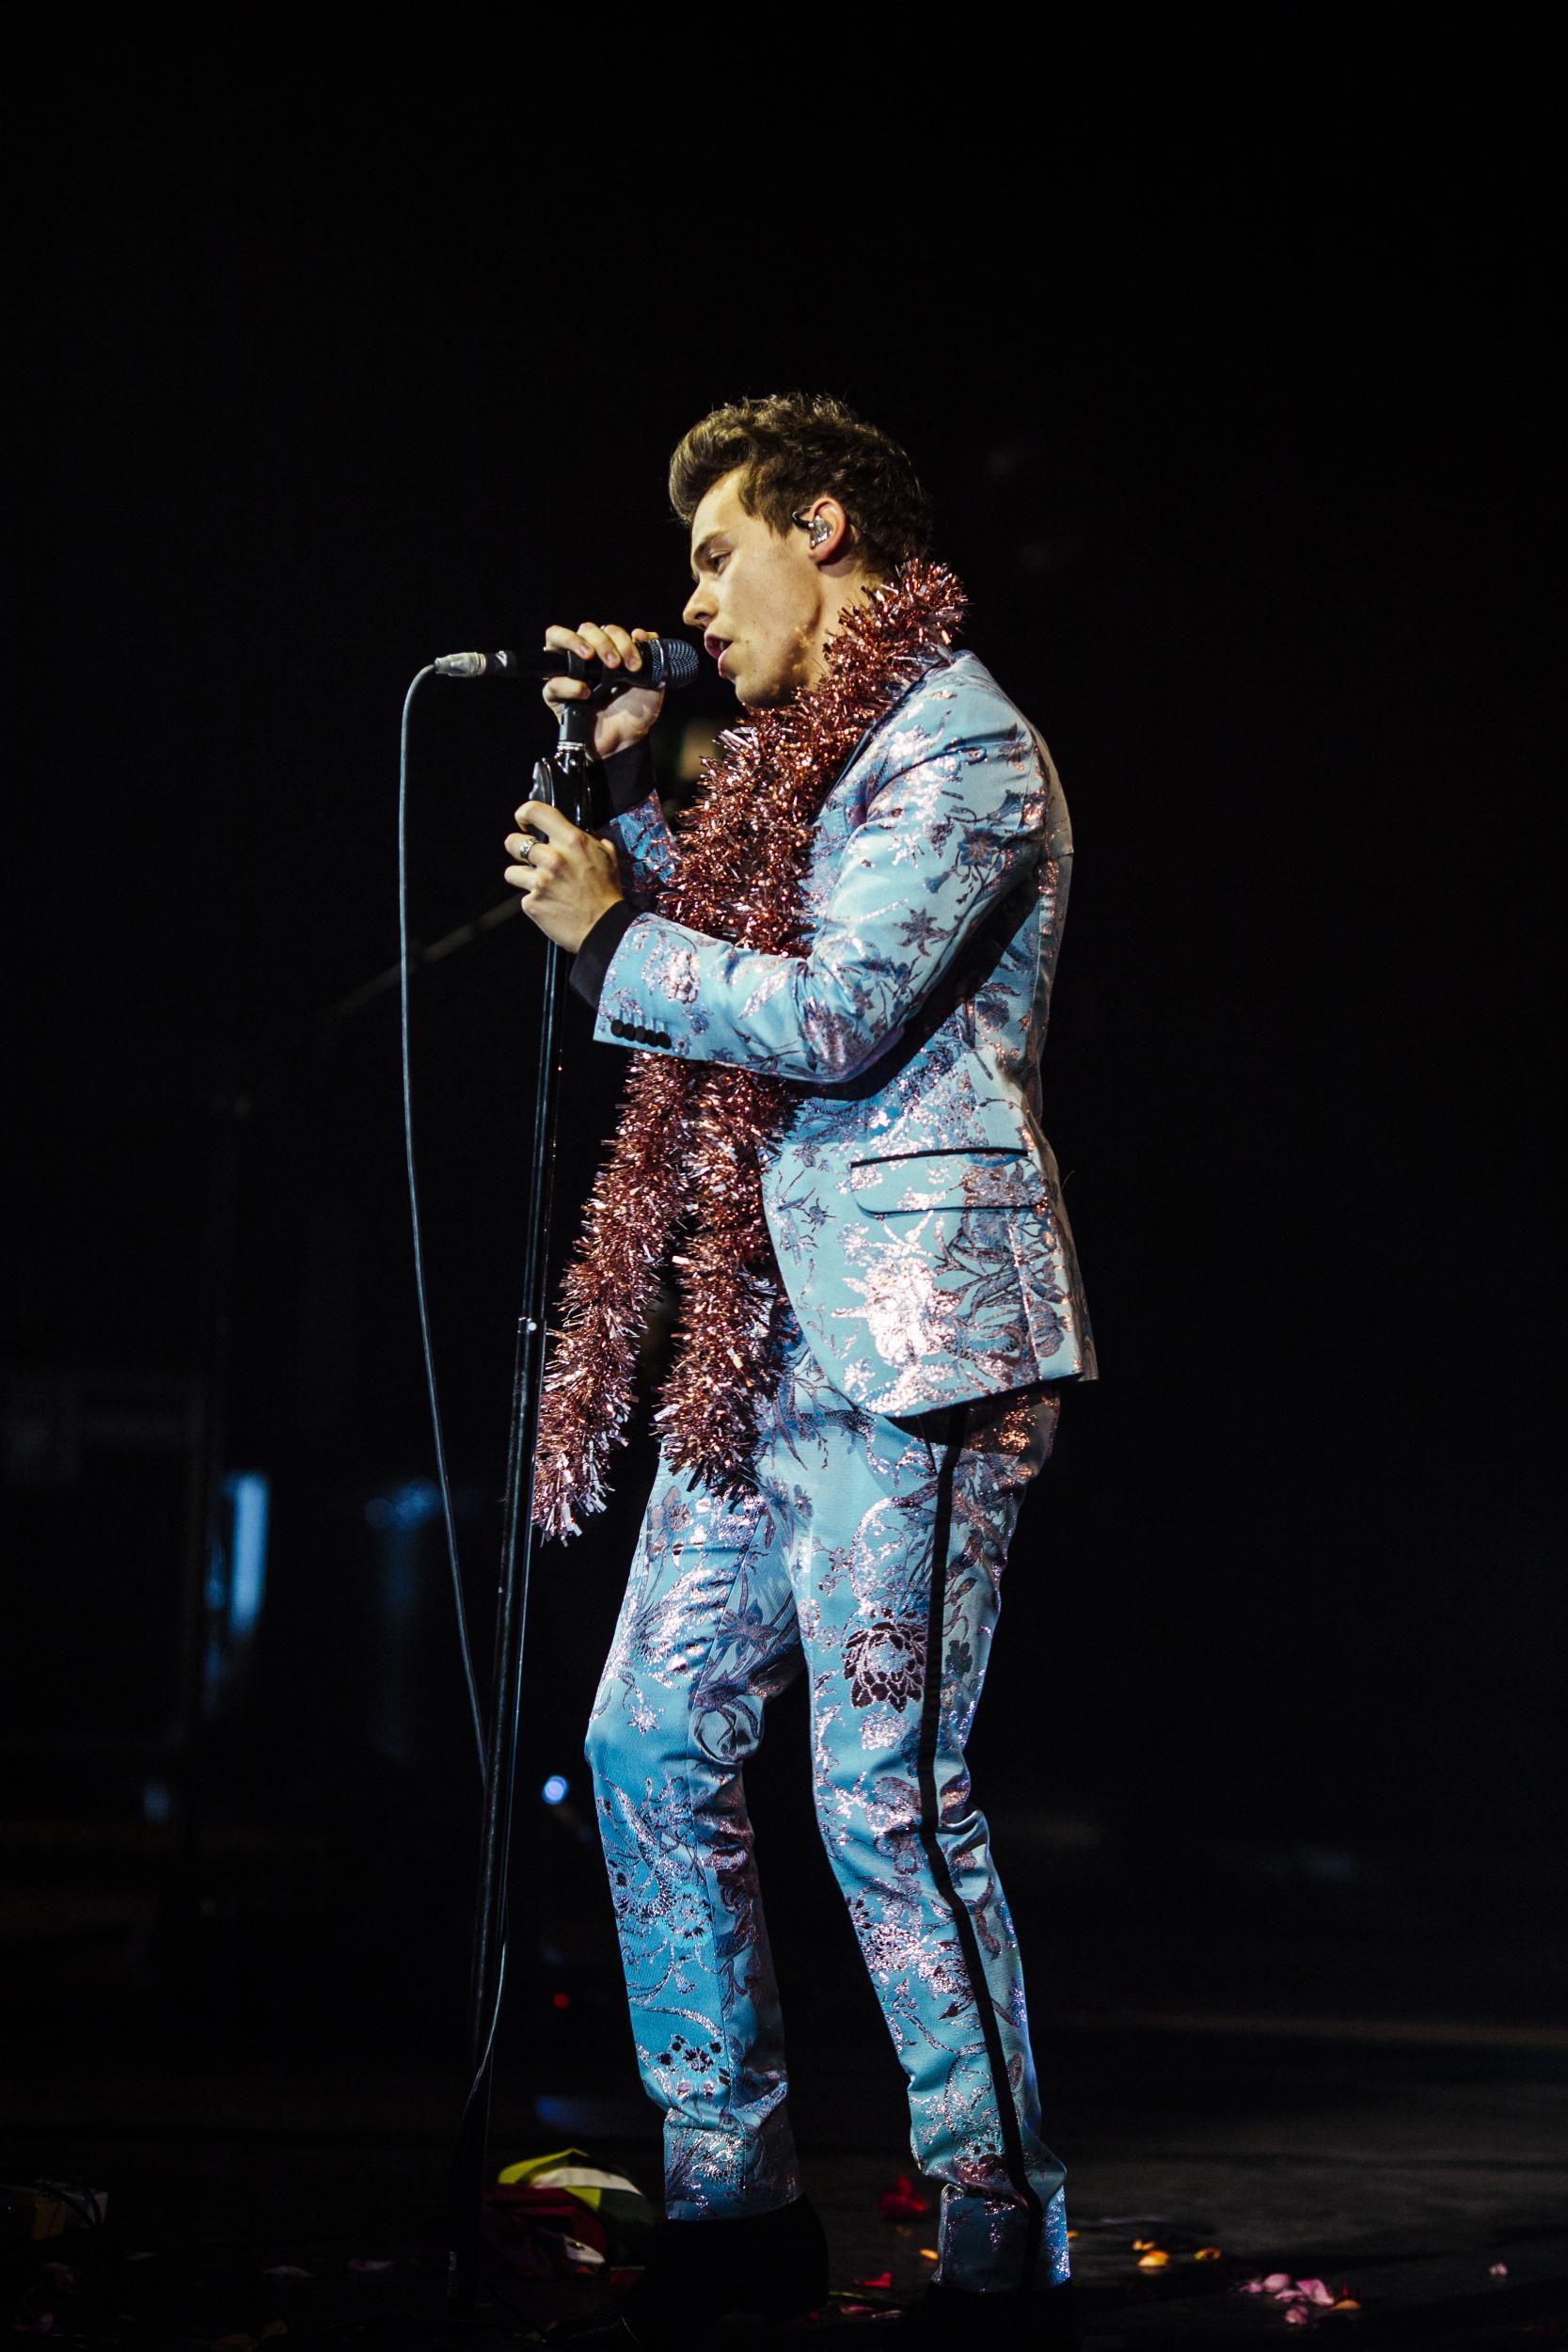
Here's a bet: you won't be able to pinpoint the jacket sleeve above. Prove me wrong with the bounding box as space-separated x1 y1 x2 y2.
597 740 678 900
588 693 1049 1081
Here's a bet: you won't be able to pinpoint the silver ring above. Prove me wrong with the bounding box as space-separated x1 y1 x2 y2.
517 842 534 866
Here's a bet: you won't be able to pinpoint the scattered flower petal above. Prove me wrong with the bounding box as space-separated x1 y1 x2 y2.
1490 2262 1510 2279
1196 2247 1222 2262
1137 2250 1170 2270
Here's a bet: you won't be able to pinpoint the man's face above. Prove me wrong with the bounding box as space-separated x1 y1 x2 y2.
681 470 824 709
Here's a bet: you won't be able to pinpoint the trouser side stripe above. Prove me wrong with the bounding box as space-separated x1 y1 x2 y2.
914 1406 1042 2294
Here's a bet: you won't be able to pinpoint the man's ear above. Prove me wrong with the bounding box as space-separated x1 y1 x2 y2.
798 498 850 564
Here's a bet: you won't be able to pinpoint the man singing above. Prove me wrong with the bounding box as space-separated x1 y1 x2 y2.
502 394 1094 2348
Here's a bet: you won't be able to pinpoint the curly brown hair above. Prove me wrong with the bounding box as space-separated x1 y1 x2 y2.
668 392 934 576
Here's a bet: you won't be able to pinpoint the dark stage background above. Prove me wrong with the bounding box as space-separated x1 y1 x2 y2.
5 62 1560 2104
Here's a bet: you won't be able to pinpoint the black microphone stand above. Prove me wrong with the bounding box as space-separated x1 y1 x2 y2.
447 678 605 2317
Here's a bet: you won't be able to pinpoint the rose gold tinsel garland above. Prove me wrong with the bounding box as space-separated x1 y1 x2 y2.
531 560 967 1536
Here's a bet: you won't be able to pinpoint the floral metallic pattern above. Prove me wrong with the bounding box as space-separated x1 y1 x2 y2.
584 1319 1071 2291
595 647 1096 1422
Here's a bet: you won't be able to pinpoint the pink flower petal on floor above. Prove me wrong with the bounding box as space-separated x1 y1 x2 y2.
1489 2261 1510 2278
1300 2278 1336 2304
1263 2273 1294 2292
1284 2307 1310 2328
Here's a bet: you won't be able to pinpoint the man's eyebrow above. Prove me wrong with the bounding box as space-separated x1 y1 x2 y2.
689 531 727 580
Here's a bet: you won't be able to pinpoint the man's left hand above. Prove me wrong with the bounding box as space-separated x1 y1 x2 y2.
503 802 625 952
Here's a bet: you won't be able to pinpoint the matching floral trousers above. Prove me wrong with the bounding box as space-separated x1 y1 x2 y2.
583 1316 1070 2293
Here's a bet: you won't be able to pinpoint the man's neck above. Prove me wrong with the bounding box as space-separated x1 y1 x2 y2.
802 567 886 692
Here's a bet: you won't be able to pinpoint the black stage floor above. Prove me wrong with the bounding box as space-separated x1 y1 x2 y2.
5 1856 1565 2347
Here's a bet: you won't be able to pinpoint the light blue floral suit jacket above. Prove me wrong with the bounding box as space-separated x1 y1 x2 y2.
579 648 1096 1420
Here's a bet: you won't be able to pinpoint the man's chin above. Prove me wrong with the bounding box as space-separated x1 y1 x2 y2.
734 672 796 713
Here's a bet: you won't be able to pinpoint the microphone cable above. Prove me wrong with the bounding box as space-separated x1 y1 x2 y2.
399 666 486 1787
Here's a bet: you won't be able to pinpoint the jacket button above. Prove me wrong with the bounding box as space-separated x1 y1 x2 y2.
610 1018 627 1038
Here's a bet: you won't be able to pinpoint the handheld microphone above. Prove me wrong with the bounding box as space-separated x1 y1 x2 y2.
434 638 700 692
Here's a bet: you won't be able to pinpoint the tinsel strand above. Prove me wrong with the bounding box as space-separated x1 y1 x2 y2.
532 560 967 1536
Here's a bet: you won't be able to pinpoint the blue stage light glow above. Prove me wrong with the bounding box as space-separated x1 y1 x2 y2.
542 1774 569 1805
365 1477 442 1531
224 1471 271 1635
200 1472 273 1720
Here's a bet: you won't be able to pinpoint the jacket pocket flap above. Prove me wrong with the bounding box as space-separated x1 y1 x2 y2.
848 1147 1048 1214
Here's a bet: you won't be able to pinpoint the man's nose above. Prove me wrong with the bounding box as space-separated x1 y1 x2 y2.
682 584 711 629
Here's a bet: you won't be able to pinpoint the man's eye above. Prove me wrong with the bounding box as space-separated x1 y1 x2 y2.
710 553 728 575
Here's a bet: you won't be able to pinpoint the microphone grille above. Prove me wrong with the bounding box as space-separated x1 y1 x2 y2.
648 636 700 690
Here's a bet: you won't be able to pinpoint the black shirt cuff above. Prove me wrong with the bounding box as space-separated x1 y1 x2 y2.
599 739 658 818
570 899 641 1011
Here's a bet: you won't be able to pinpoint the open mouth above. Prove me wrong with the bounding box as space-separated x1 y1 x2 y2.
705 633 731 673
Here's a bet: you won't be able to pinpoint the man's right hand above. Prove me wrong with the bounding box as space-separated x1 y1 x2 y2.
543 622 664 759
